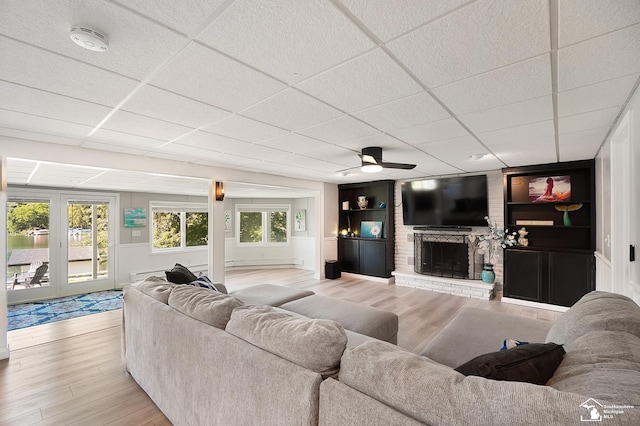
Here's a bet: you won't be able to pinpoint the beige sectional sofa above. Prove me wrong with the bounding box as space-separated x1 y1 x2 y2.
123 278 640 425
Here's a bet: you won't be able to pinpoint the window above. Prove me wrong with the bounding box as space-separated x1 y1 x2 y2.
237 205 289 245
151 202 208 251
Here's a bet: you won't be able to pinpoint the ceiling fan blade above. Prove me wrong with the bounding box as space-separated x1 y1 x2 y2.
381 162 416 170
361 154 378 165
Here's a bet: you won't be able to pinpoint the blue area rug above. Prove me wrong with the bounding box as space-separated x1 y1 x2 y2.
8 290 123 331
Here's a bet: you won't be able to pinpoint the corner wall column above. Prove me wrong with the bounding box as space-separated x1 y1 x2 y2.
208 180 225 284
0 156 9 359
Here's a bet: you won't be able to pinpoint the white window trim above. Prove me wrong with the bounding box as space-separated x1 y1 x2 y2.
235 204 291 246
150 201 208 253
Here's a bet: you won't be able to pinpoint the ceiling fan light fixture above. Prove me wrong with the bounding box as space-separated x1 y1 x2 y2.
361 164 383 173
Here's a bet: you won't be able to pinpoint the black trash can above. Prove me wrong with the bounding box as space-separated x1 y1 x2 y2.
325 260 341 279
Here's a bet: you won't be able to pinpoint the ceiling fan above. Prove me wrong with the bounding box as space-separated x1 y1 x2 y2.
358 147 416 173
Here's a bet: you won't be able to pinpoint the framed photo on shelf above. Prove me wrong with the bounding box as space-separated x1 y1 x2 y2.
360 221 382 238
529 175 571 203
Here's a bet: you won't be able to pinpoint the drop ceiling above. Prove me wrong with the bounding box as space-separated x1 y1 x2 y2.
1 0 639 192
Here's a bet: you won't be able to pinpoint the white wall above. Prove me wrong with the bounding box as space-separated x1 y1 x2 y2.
322 183 339 275
394 170 505 283
0 157 9 359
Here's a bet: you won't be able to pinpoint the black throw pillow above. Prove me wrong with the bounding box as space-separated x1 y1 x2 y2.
454 342 565 385
165 263 198 284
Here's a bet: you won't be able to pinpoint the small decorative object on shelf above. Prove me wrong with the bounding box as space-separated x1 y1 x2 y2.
518 227 529 247
555 203 583 226
481 264 496 284
357 195 368 209
469 216 518 284
377 201 386 208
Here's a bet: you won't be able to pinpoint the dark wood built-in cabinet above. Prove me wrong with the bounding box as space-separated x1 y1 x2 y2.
338 180 395 278
503 160 596 307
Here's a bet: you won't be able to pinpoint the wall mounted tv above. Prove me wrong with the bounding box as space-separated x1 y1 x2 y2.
401 175 488 227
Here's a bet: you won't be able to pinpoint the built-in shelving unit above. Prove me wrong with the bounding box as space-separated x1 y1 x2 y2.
338 180 394 278
502 159 595 307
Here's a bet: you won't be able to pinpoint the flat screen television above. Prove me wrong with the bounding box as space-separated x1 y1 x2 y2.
401 175 488 227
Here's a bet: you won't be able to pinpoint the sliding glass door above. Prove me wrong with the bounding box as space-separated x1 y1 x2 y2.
6 189 117 304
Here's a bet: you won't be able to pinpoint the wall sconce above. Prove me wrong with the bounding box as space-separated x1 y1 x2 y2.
215 181 224 201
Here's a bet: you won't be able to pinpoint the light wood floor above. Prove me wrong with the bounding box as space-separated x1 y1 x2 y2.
2 269 562 425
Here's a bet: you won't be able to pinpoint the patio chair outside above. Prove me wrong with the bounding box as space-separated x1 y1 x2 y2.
13 263 49 289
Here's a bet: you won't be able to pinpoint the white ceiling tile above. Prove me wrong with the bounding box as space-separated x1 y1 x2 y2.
351 133 407 151
28 163 107 187
303 146 361 168
298 116 380 147
114 0 228 36
558 127 610 161
496 148 557 167
197 0 374 84
0 36 138 106
102 110 192 141
151 42 286 112
0 81 112 127
440 155 504 173
0 110 93 139
558 25 640 91
241 89 343 131
6 158 37 184
0 127 84 146
203 115 289 143
257 133 332 154
388 0 549 88
0 0 188 80
432 55 552 115
557 74 639 117
478 120 554 148
380 147 462 175
88 129 166 150
558 0 640 48
558 107 621 135
122 85 231 128
389 118 469 145
417 135 487 156
177 130 250 153
353 92 450 132
340 0 471 42
194 153 256 167
146 142 219 162
296 49 423 112
458 96 553 134
81 141 149 156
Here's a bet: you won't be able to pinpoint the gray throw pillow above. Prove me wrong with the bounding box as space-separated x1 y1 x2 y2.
455 342 565 385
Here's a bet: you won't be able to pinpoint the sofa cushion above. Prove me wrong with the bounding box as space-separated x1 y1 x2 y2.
186 276 228 294
339 340 590 425
454 343 565 385
168 285 244 329
547 330 640 405
420 308 552 368
546 291 640 345
226 305 347 377
133 276 174 304
165 263 198 284
280 294 399 344
231 284 314 306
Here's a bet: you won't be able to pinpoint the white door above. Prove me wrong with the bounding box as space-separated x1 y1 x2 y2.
610 111 638 302
60 194 116 296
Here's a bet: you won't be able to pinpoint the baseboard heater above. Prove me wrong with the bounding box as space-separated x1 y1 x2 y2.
225 258 303 268
129 264 208 283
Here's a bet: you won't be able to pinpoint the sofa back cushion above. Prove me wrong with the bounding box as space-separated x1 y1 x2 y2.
546 291 640 345
339 340 591 425
547 330 640 405
226 305 347 377
168 285 244 329
134 276 175 304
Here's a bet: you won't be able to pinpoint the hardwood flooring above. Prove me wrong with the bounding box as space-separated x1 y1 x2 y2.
1 269 562 425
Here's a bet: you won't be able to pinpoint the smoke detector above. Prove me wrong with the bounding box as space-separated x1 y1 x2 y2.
70 26 109 52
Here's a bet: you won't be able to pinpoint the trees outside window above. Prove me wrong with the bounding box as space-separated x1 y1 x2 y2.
237 205 289 245
151 202 208 251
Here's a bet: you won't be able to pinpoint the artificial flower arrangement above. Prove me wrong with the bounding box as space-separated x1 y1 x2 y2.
469 216 518 265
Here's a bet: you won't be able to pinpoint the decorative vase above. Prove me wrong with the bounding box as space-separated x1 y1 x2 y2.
357 196 368 209
563 211 571 226
481 263 496 284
